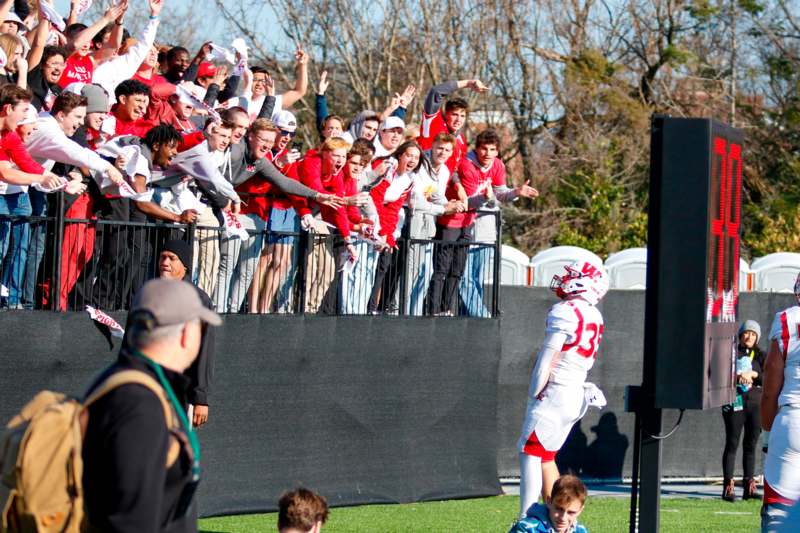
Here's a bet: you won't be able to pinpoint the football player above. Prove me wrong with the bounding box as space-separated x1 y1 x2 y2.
517 259 609 518
761 273 800 532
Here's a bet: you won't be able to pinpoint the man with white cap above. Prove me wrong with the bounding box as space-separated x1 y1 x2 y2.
82 278 221 532
373 116 405 158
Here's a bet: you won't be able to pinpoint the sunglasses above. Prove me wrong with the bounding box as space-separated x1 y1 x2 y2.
280 129 295 137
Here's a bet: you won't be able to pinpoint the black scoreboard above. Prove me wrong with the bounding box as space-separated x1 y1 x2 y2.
644 117 743 410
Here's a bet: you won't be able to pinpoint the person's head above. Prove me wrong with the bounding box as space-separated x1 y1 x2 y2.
351 137 375 159
738 320 761 349
0 33 23 73
277 488 329 533
474 128 501 167
75 83 110 130
431 133 455 167
166 46 191 78
247 119 279 160
360 114 380 141
159 239 192 280
207 120 234 152
321 115 344 139
377 116 405 152
91 23 115 52
169 92 194 120
141 44 159 71
404 123 420 141
0 84 32 129
0 12 26 36
115 79 151 121
547 475 587 533
65 23 90 55
143 124 182 167
346 141 372 178
320 137 349 176
196 62 217 88
41 46 68 85
220 106 249 144
52 92 88 137
443 97 469 132
251 66 270 97
390 140 424 174
273 110 298 152
16 104 38 142
126 279 221 373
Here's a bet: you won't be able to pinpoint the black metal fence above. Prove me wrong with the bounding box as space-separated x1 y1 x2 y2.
0 202 503 317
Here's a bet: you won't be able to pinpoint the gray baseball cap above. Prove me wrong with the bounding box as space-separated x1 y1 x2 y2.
131 279 222 327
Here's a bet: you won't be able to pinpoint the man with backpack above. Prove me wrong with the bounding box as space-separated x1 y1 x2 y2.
82 278 221 532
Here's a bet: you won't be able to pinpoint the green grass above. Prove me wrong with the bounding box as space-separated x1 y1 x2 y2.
199 495 762 532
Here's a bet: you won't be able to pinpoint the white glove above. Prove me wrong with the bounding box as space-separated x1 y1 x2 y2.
301 213 315 231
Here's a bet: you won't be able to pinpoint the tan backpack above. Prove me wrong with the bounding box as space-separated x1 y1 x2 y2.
0 370 176 533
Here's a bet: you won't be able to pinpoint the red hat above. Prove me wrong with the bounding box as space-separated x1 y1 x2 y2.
197 62 218 79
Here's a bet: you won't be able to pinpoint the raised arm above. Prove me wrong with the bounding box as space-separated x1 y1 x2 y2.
280 48 308 109
71 3 126 53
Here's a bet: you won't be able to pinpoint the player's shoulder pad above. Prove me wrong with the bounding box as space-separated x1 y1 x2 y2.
546 301 580 337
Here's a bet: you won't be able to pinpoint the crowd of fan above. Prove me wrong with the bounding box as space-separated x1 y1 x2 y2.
0 0 539 317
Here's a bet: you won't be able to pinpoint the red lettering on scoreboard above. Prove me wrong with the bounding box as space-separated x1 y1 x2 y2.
708 136 742 322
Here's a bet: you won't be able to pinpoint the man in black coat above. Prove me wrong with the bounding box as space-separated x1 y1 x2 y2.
83 278 222 532
157 239 215 427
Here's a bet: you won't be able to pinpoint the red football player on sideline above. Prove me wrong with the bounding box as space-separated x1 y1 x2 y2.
516 259 609 519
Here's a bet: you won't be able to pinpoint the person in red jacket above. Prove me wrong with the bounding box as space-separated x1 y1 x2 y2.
416 78 488 173
367 140 427 314
426 128 499 315
297 137 355 313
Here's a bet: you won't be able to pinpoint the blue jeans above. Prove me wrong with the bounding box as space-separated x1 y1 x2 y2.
0 192 32 306
22 190 47 309
459 245 494 317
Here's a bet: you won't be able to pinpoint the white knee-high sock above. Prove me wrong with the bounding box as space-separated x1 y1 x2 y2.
519 452 543 519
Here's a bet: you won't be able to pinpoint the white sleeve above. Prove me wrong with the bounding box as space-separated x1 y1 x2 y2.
529 331 569 397
546 303 580 344
91 17 160 97
26 127 110 174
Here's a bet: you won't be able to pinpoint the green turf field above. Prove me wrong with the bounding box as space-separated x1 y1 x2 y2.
199 495 762 532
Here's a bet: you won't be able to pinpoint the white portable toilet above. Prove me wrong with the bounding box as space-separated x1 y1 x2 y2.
500 245 530 286
739 258 751 292
605 248 647 289
529 246 604 287
750 253 800 292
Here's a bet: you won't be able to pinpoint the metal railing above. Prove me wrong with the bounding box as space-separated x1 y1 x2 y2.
0 198 503 317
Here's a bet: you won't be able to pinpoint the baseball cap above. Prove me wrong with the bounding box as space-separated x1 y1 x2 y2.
272 110 297 132
197 61 218 79
4 12 28 32
380 116 405 131
131 279 222 327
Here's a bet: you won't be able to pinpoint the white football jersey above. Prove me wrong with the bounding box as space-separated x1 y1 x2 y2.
769 305 800 407
545 298 604 387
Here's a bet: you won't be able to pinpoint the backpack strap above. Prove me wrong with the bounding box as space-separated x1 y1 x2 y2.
83 370 176 430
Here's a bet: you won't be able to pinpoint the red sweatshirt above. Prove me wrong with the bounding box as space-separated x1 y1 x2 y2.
438 152 507 228
0 130 45 173
369 160 411 247
298 152 350 237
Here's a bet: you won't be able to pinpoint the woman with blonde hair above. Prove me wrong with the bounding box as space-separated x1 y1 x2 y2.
0 33 27 88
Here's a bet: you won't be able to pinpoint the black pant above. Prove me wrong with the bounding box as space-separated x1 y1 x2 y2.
722 391 761 480
368 246 404 313
427 225 473 315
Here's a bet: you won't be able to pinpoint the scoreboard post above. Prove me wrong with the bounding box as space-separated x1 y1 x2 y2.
629 116 743 532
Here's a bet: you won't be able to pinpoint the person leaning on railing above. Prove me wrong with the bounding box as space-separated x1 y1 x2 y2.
0 85 66 309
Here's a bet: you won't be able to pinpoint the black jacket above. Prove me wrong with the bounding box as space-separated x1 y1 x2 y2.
184 280 215 406
82 350 198 533
737 343 766 404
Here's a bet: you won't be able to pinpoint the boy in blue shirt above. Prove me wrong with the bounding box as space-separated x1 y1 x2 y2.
510 475 589 533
